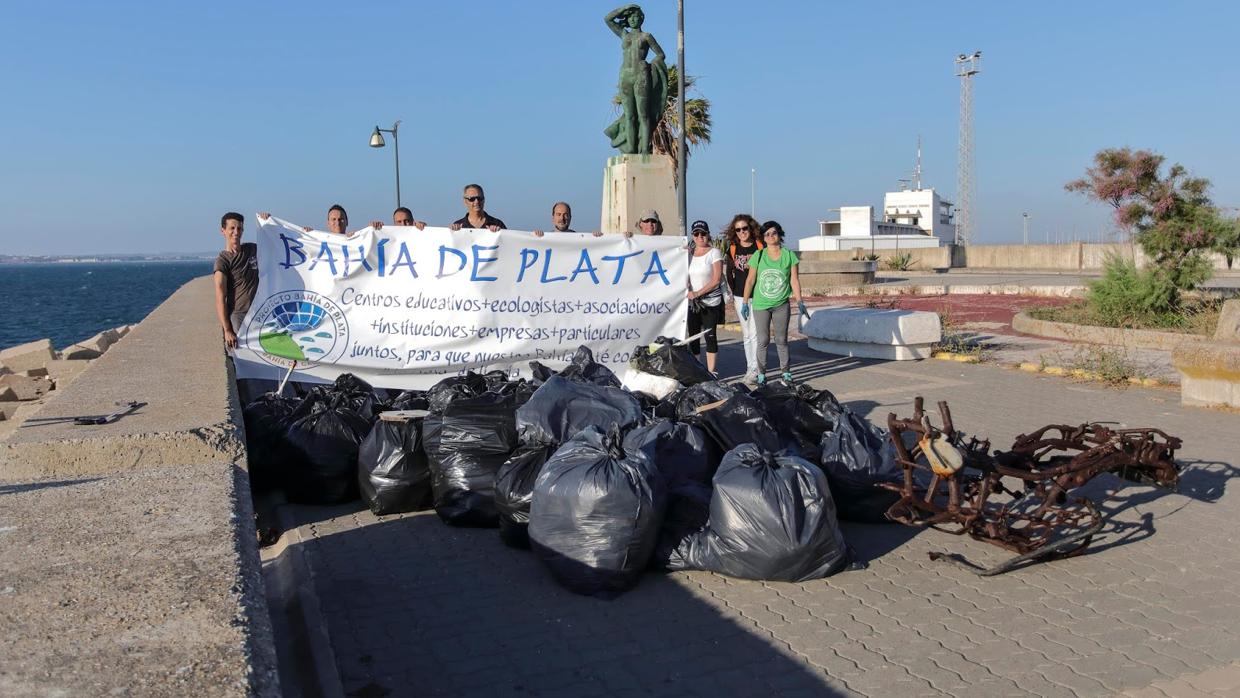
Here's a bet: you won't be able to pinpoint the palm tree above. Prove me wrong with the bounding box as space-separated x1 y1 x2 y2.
653 65 712 185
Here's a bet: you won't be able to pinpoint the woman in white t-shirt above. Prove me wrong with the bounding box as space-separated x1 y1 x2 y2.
686 219 725 375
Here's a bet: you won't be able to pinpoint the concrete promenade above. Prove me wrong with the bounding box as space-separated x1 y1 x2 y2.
278 332 1240 697
0 277 277 696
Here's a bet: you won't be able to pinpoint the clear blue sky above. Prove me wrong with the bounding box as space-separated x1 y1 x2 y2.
3 1 1237 255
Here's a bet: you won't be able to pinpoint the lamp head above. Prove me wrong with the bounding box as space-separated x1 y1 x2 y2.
369 127 385 148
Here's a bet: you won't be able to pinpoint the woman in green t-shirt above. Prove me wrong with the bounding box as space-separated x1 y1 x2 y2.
740 220 808 384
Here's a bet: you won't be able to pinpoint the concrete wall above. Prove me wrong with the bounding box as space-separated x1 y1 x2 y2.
0 277 277 696
953 242 1233 271
800 246 953 271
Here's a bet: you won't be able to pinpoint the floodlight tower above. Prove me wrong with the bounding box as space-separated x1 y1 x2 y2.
954 51 981 246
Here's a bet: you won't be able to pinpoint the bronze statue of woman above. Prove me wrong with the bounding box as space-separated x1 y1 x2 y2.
604 4 668 155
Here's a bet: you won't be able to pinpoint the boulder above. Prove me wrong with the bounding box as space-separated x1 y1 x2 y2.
61 329 122 360
1216 299 1240 341
0 339 56 373
44 359 92 389
802 306 942 361
0 374 53 401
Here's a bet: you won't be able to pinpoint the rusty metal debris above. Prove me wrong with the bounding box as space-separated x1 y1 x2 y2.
882 397 1182 576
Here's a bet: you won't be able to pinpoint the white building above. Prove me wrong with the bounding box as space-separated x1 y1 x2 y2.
798 188 955 252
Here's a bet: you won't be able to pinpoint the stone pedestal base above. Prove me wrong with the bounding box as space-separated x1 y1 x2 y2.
601 154 682 235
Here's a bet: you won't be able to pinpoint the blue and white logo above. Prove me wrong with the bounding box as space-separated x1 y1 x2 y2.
244 291 349 366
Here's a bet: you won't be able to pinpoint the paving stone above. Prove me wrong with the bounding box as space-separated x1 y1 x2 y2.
275 336 1240 697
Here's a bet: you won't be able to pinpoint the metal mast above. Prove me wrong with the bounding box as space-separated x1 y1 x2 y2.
954 51 981 245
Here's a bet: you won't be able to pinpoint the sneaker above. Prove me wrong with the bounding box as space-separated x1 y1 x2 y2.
781 371 794 382
741 373 759 388
755 374 767 385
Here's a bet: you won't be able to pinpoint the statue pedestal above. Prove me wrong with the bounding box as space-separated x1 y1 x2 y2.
600 154 683 235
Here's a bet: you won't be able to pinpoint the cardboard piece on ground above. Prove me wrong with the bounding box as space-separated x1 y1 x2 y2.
694 398 728 414
378 410 429 422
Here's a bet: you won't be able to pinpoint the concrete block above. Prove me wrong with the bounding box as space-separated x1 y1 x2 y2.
0 374 52 400
61 329 122 360
1215 299 1240 341
0 388 17 406
23 367 49 378
1173 340 1240 408
802 306 941 361
0 338 56 373
0 402 43 437
600 153 683 235
43 359 92 389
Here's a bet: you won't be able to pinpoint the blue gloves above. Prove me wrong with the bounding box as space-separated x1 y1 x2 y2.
740 303 750 321
798 300 809 318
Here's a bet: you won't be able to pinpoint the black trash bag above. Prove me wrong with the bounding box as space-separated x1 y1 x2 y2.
283 395 370 504
426 371 509 413
388 389 429 411
357 416 432 515
751 381 838 458
674 381 783 454
330 373 389 420
670 444 850 581
624 420 721 569
494 444 555 548
629 336 714 386
517 376 642 446
423 382 530 527
529 426 666 598
242 392 299 492
529 346 620 388
494 376 642 548
819 407 903 523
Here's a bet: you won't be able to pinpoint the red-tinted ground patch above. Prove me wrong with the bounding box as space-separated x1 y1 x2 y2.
808 294 1076 333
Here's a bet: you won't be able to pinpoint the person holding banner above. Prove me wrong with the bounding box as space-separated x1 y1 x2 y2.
686 219 724 375
450 184 506 232
213 212 257 349
370 207 427 231
533 201 603 237
637 209 663 236
740 220 807 385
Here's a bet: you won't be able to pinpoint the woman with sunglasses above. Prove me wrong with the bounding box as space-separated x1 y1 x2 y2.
722 214 763 386
740 221 808 384
686 219 724 375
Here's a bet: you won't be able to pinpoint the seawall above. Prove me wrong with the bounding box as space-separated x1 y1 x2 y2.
0 276 278 696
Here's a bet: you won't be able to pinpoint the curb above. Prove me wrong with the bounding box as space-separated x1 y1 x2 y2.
263 506 346 698
1015 361 1164 387
1011 311 1210 351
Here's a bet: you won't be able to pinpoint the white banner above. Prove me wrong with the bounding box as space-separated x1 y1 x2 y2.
233 216 689 389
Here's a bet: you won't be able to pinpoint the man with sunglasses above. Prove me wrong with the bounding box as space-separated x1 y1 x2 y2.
450 184 506 232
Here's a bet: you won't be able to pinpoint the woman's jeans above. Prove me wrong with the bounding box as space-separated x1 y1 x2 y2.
753 301 790 375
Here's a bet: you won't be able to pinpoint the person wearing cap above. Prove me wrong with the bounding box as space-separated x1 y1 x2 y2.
740 220 808 384
686 219 724 375
636 209 663 235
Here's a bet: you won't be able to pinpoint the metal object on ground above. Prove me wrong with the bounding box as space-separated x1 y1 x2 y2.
883 397 1182 576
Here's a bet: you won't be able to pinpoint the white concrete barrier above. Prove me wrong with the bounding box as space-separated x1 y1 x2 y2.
802 306 941 361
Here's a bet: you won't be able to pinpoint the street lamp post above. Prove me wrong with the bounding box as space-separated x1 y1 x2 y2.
369 121 402 209
1022 212 1029 246
677 0 686 235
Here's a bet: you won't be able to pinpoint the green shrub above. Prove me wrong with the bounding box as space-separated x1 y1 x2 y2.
883 252 914 271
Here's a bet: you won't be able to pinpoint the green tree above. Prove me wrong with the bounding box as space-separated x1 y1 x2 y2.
653 65 712 185
1066 148 1225 309
1214 214 1240 270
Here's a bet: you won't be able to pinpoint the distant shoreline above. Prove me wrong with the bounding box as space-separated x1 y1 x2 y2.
0 256 213 265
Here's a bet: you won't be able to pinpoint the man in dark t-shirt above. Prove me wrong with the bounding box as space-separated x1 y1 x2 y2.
213 211 259 348
449 183 506 231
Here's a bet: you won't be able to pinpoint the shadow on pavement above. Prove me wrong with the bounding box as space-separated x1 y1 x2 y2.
290 509 851 697
0 477 102 495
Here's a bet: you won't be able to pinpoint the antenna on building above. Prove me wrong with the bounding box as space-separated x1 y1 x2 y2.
897 178 910 191
913 135 923 191
955 51 981 246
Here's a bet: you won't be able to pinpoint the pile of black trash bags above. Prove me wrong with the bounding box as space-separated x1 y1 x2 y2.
242 341 903 598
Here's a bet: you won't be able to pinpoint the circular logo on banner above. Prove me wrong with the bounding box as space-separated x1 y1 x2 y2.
757 268 788 298
244 291 349 367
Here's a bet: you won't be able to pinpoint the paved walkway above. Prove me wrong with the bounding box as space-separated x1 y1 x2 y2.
271 333 1240 697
